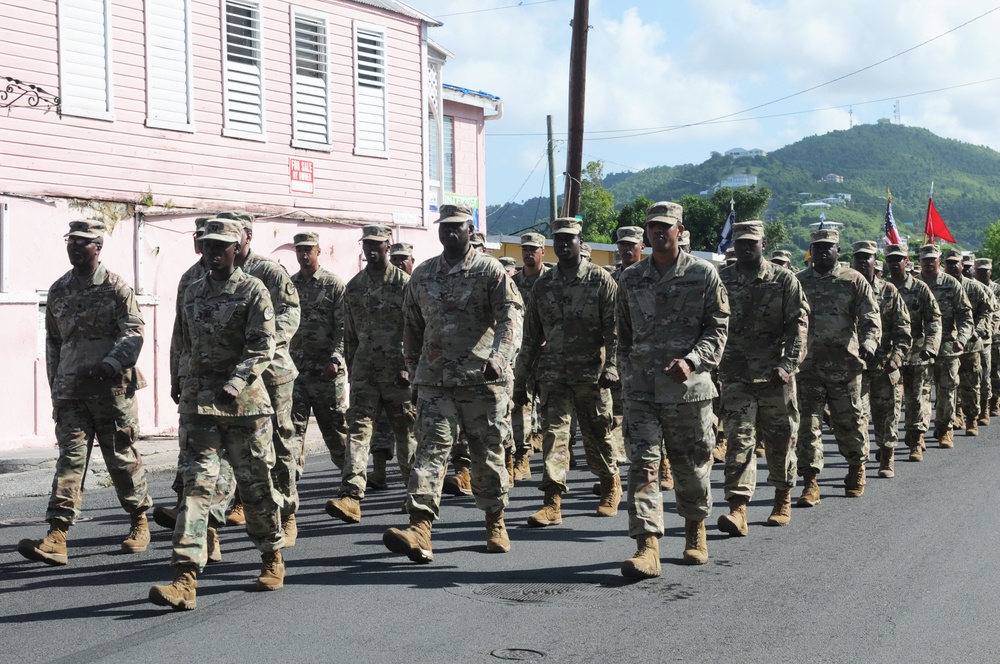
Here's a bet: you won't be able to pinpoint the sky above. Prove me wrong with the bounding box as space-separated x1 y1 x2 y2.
413 0 1000 208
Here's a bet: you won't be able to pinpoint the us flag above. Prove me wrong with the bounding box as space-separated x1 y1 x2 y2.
884 189 901 245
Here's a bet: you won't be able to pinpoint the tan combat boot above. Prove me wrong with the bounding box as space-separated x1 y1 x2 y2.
442 464 472 497
485 510 511 553
621 534 661 579
17 523 69 566
717 496 749 537
966 420 979 437
257 551 285 591
527 489 563 527
227 501 246 526
682 519 709 565
281 513 297 547
152 505 178 530
797 470 821 507
878 448 895 478
978 411 991 426
506 449 515 488
383 514 434 563
754 438 766 458
149 564 198 610
767 488 792 526
369 451 389 491
712 437 727 464
207 526 222 563
845 464 866 497
596 476 622 517
939 429 955 449
512 449 532 482
326 495 362 524
990 396 1000 417
122 512 151 553
660 456 674 491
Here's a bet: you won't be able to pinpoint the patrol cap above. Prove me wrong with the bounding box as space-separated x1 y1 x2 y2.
471 231 486 247
811 228 839 244
436 204 474 224
215 210 254 231
581 243 592 258
678 230 691 247
199 219 243 243
498 256 517 268
361 224 392 242
943 248 963 262
389 242 413 257
851 240 878 255
976 258 992 269
733 221 764 242
724 247 736 260
918 244 942 259
293 232 319 247
771 249 791 262
65 220 106 239
645 201 682 226
194 216 211 237
884 243 907 258
962 253 976 266
875 260 884 272
520 232 545 248
616 226 644 244
552 217 583 235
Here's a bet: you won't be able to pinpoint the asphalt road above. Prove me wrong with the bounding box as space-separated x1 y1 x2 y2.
1 431 998 664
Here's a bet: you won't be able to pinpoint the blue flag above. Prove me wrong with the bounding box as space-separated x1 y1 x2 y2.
717 208 736 254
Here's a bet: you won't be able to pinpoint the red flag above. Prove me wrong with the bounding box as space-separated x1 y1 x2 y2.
925 197 956 244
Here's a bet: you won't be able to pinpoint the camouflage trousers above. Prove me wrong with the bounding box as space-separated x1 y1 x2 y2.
539 382 618 493
267 380 299 517
46 396 151 527
371 409 395 456
610 385 628 463
170 422 229 528
979 348 992 414
512 381 537 455
957 352 983 424
862 368 902 449
408 384 510 520
721 380 798 500
624 399 713 537
796 367 869 473
340 380 416 499
900 364 932 433
172 414 284 569
992 344 1000 404
291 372 348 475
932 356 960 434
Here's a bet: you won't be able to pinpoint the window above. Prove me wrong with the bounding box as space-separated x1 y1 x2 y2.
222 0 266 140
145 0 194 131
353 22 387 157
291 9 330 149
428 115 454 193
58 0 114 120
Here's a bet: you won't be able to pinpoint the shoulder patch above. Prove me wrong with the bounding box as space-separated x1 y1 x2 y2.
263 306 275 321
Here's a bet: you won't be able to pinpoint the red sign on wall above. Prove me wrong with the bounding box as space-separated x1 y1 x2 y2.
289 158 314 194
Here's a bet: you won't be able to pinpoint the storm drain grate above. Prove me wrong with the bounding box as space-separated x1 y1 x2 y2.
491 649 545 660
475 583 622 603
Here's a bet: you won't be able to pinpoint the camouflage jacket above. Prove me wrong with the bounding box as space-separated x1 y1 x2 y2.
796 263 881 372
170 258 208 386
404 248 523 387
511 265 547 386
177 268 275 417
990 281 1000 344
955 275 994 354
242 250 300 385
888 274 941 365
515 260 618 389
616 252 730 404
46 264 145 400
871 277 912 368
917 272 973 358
343 264 407 384
718 260 809 384
290 267 346 376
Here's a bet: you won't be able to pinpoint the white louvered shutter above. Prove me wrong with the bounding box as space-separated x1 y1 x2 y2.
354 24 387 155
146 0 193 129
224 1 264 136
58 0 114 118
292 12 330 147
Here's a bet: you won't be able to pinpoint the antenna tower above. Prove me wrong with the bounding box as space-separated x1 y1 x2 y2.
893 100 900 124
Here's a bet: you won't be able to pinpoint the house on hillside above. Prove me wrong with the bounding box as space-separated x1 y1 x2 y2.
699 173 758 195
0 0 501 450
725 147 767 158
819 173 845 183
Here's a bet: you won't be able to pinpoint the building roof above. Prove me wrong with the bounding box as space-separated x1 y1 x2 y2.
351 0 442 26
443 84 500 101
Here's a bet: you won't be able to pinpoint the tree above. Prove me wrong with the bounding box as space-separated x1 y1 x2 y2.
580 160 617 243
765 219 789 249
979 219 1000 260
615 195 654 236
680 185 772 252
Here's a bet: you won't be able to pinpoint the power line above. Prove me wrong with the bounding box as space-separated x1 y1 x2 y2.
488 147 551 226
436 0 566 18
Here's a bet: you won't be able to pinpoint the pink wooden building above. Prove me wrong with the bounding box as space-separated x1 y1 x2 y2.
0 0 503 450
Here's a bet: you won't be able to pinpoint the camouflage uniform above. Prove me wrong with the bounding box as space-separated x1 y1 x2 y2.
404 246 523 520
338 259 416 499
795 259 881 474
510 251 548 460
173 223 283 569
617 249 730 536
45 261 150 527
516 246 619 494
718 254 809 500
988 278 1000 415
290 263 347 478
950 265 994 428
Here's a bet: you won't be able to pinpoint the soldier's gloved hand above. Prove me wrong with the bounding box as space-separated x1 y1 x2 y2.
513 388 529 407
919 349 933 361
953 340 965 353
216 383 240 405
970 333 979 343
859 345 877 364
170 383 181 405
482 359 503 381
598 371 618 389
395 370 410 388
322 362 340 380
884 359 899 373
768 367 790 385
663 358 692 384
85 361 116 380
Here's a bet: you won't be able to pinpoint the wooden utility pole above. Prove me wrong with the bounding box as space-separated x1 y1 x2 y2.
547 114 557 225
561 0 588 218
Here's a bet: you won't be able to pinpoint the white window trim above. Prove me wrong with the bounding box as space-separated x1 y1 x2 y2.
57 0 115 121
289 6 332 152
221 0 267 142
144 0 196 132
353 20 389 159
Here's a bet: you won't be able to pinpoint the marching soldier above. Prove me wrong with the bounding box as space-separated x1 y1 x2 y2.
973 258 1000 423
942 249 991 437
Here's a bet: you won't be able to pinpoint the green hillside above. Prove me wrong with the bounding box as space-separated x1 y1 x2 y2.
488 123 1000 253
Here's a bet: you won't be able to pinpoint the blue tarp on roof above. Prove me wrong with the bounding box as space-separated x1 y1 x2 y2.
443 84 500 101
